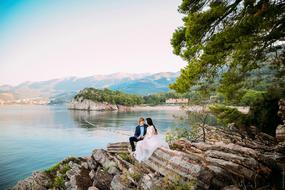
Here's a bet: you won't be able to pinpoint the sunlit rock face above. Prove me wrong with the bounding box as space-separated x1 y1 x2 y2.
68 97 131 111
68 99 118 111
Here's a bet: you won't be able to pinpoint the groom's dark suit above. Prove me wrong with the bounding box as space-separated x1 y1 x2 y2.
129 124 147 151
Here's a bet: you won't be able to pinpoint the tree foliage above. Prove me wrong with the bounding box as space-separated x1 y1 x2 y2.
75 88 144 106
171 0 285 97
171 0 285 134
209 104 248 127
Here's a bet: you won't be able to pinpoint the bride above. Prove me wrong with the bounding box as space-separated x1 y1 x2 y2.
134 118 169 162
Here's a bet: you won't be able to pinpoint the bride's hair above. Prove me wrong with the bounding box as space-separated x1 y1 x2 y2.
146 118 158 135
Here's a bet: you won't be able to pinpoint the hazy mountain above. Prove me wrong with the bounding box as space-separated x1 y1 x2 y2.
110 72 179 95
0 72 179 104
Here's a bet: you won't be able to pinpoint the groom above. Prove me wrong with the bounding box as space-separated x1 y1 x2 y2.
129 117 147 152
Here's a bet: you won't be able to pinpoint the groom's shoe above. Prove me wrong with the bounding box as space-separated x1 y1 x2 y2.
130 151 135 157
128 147 135 153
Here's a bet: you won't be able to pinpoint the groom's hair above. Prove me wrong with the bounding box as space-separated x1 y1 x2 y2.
138 117 144 123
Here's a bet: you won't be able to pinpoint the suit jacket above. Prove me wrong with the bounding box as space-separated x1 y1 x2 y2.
134 124 147 138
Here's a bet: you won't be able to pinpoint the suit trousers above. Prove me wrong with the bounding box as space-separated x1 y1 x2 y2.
129 136 142 151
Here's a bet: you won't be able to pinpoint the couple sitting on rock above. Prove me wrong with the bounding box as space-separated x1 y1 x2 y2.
129 117 169 162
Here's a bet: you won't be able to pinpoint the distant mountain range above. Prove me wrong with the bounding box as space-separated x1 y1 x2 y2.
0 72 179 104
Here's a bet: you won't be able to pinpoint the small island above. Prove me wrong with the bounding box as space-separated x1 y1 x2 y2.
68 88 193 111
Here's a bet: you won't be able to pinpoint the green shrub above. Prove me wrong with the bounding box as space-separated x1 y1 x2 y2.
166 106 218 143
210 89 283 135
154 175 196 190
118 153 134 164
44 161 72 189
44 163 61 176
53 176 65 189
59 164 71 175
129 171 142 182
240 90 266 106
165 128 192 143
209 104 248 127
246 90 282 135
62 156 81 165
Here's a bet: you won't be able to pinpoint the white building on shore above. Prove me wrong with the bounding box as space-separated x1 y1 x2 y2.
165 98 189 104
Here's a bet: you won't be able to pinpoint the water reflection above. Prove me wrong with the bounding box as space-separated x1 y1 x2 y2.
69 109 190 133
0 105 192 189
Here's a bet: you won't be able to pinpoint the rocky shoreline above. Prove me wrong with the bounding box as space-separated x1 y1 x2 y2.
9 99 285 190
67 98 250 113
10 123 285 190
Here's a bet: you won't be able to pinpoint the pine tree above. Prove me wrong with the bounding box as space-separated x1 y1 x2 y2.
171 0 285 134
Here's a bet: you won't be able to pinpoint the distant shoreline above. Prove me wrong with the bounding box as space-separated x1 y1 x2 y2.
0 103 250 114
132 105 249 114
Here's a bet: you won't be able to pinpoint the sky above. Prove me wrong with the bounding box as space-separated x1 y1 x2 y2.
0 0 186 85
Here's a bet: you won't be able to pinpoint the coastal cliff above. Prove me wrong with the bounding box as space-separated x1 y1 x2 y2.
68 98 131 111
11 124 285 190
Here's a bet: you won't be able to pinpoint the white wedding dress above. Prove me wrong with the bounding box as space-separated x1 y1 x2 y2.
135 125 169 162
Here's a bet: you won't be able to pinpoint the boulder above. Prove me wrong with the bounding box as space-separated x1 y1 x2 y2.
92 168 113 190
92 149 118 175
86 156 98 170
110 174 132 190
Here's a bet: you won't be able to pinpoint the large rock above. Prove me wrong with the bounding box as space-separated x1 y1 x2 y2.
144 147 213 189
68 98 118 111
86 156 98 170
110 174 132 190
92 149 119 175
92 168 113 190
171 140 280 189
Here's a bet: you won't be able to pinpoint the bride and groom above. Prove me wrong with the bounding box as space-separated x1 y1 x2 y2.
129 117 169 162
